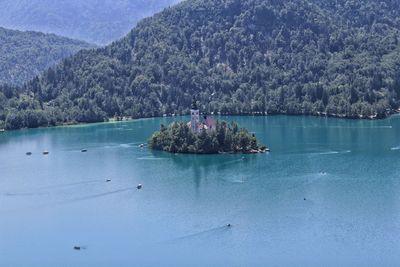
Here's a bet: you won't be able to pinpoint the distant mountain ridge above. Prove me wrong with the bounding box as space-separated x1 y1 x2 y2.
0 27 94 86
0 0 181 45
1 0 400 130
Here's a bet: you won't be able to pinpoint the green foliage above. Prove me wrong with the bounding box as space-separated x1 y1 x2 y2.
0 0 180 45
3 0 400 130
0 27 94 86
149 120 263 154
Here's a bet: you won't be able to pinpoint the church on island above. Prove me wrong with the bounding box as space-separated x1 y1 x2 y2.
187 98 216 133
148 98 268 154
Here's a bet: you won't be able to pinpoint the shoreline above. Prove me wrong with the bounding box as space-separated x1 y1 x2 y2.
150 148 270 155
2 111 400 132
150 143 270 155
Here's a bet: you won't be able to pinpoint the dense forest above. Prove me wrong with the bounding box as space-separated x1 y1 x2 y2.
0 27 94 86
2 0 400 130
149 120 265 154
0 0 181 45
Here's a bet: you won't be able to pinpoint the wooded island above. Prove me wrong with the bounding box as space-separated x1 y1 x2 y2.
149 120 267 154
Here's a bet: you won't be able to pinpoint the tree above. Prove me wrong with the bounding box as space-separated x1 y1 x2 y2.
3 0 400 130
149 120 264 154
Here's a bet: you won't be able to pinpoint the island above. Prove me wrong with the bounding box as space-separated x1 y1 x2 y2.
148 100 268 154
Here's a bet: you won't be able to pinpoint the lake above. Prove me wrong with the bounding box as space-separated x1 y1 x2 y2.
1 115 400 266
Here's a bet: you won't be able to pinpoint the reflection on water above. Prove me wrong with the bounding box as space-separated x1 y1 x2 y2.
1 115 400 266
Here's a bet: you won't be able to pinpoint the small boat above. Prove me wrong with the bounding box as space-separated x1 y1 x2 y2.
73 246 81 250
137 184 142 190
43 151 49 155
139 144 145 148
106 179 112 183
81 149 87 153
0 129 5 132
26 152 32 156
227 224 232 228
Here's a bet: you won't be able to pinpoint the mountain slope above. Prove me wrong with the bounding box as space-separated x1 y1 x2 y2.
0 27 94 86
2 0 400 130
0 0 181 45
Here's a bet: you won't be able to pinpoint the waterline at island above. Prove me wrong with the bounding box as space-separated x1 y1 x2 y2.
149 120 268 154
148 99 268 154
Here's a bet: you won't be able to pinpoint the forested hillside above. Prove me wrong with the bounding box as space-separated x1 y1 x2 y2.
2 0 400 130
0 27 94 86
0 0 180 45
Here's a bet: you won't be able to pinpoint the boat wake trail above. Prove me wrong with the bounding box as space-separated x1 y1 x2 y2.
3 180 108 197
297 125 393 130
221 175 246 184
57 187 136 204
1 192 42 197
311 150 351 156
167 225 231 243
92 143 135 150
315 151 340 155
119 143 136 148
137 157 167 160
3 188 137 213
227 179 246 184
40 179 105 190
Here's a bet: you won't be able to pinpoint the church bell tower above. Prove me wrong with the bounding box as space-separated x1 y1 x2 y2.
190 97 200 133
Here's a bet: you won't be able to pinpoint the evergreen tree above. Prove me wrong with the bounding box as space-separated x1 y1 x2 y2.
2 0 400 130
149 120 265 154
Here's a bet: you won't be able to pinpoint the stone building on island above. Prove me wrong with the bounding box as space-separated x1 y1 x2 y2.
188 98 216 133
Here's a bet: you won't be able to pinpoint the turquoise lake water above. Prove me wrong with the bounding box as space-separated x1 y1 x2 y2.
1 115 400 266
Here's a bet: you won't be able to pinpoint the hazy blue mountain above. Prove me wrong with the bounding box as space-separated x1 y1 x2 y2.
2 0 400 130
0 27 94 86
0 0 181 45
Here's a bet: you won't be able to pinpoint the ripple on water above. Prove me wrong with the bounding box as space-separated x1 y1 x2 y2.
221 176 247 184
137 157 168 160
309 150 351 156
119 144 131 148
